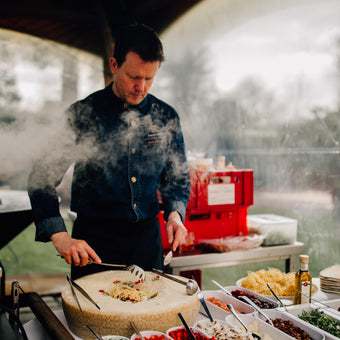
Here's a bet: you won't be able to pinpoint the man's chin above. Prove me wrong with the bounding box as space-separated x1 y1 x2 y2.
127 94 145 106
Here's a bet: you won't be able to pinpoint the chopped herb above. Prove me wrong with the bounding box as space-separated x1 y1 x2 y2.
148 292 158 299
299 309 340 337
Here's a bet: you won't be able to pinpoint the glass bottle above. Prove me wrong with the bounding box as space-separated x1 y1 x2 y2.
294 254 312 304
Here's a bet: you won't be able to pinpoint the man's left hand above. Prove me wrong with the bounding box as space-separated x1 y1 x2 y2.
165 211 188 252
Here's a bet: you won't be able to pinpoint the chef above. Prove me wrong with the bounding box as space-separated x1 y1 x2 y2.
27 23 191 279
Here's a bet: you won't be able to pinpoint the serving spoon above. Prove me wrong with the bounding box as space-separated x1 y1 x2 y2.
83 324 103 340
227 304 261 340
239 296 273 326
178 312 196 340
211 279 232 296
266 283 288 311
152 268 199 295
197 291 214 322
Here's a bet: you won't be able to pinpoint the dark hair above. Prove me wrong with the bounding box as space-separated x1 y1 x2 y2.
113 23 165 67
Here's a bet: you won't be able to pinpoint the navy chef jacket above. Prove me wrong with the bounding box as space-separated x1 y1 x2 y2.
28 82 191 242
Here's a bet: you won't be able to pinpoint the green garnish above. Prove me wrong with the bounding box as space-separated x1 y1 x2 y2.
148 292 158 299
299 309 340 337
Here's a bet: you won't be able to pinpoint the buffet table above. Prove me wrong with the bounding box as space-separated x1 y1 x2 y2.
169 241 305 275
23 278 339 340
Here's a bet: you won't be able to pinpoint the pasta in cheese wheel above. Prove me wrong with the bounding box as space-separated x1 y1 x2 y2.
62 270 200 339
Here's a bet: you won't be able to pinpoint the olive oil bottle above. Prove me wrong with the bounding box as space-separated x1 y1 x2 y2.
294 254 312 304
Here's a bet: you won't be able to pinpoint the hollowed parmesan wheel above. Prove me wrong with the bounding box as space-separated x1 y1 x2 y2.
62 270 200 339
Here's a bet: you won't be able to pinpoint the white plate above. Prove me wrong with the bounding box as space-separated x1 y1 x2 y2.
236 277 318 301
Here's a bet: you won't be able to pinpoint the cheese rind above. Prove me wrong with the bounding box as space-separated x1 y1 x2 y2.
62 270 200 339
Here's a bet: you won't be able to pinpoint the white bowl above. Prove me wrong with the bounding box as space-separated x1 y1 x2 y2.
256 309 325 340
225 313 295 339
315 298 340 317
194 318 235 338
102 336 130 340
131 331 171 340
284 303 340 340
167 326 208 339
200 290 255 320
223 285 280 309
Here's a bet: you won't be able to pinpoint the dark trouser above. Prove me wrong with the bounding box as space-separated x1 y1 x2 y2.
71 215 164 279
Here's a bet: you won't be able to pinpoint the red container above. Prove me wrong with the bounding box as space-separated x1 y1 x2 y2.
158 168 254 249
188 169 253 209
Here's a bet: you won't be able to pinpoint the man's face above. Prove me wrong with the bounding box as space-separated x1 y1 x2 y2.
110 51 160 106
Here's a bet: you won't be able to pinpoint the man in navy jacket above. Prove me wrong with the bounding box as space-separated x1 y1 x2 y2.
28 23 191 279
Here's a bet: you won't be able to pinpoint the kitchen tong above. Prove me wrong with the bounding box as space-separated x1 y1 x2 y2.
66 274 100 311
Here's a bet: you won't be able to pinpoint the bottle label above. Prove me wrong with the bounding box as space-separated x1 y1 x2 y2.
300 281 311 303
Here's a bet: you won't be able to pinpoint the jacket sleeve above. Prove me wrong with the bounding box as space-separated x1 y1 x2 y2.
160 109 191 223
27 110 77 242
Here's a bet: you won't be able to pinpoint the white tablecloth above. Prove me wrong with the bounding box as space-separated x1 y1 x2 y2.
23 278 339 340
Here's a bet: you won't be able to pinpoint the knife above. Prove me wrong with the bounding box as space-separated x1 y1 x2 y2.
69 276 101 310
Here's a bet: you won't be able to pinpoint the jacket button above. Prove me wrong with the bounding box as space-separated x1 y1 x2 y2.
131 177 137 183
131 148 136 154
133 203 137 209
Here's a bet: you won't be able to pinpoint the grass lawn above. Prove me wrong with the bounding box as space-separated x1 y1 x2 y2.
0 220 72 275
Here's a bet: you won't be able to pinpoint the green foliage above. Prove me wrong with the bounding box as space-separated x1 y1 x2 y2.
0 221 72 275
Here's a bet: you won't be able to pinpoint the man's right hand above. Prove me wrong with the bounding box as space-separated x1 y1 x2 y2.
51 231 102 267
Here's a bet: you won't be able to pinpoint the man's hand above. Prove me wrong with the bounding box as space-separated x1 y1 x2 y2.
165 211 188 252
51 231 101 267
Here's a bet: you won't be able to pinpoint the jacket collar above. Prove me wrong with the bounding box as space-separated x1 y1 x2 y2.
106 82 148 113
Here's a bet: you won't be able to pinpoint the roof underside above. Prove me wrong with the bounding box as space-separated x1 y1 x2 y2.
0 0 203 57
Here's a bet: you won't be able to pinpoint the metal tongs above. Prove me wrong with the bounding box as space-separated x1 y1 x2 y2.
66 274 100 311
59 255 146 281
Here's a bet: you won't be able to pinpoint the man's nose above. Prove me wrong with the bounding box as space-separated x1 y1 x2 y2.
135 79 145 92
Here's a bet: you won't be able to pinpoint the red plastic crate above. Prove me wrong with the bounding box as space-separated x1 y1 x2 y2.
158 168 254 249
188 169 254 209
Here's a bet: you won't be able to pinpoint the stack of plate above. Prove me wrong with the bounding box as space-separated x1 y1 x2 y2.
319 264 340 294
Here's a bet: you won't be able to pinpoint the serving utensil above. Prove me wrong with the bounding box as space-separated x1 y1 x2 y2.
130 321 145 340
58 255 146 281
67 274 100 310
152 268 198 295
297 290 339 311
67 274 82 312
239 296 273 326
83 324 103 340
211 279 232 296
266 283 288 311
227 304 261 340
178 312 196 340
163 249 173 266
197 291 214 322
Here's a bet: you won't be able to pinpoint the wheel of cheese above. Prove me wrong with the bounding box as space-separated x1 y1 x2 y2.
62 270 200 339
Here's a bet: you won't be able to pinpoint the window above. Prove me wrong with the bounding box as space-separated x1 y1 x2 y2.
152 0 340 285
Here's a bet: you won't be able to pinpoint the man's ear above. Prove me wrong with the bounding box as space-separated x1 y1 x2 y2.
109 57 118 74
